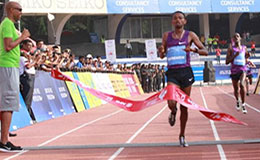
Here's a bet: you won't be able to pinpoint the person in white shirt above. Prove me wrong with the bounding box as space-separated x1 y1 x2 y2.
125 40 132 58
19 39 38 123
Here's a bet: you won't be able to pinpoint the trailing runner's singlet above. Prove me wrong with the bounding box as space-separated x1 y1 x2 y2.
231 45 247 74
166 30 190 69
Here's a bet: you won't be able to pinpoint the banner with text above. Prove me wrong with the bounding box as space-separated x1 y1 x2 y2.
145 39 158 62
105 39 117 63
211 0 259 13
64 72 86 112
158 0 211 13
107 0 159 13
11 94 32 131
13 0 107 14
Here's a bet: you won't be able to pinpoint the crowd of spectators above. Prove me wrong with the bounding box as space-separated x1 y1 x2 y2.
20 39 167 93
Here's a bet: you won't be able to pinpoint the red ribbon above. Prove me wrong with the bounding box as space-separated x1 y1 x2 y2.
51 69 247 125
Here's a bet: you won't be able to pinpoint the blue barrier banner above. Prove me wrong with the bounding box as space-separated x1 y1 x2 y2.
72 72 90 109
159 0 211 13
50 75 76 115
214 65 259 80
211 0 259 13
10 94 32 131
107 0 159 13
192 66 204 81
31 72 54 122
215 66 231 80
39 71 65 118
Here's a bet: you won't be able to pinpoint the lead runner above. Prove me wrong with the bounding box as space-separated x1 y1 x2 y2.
158 11 208 147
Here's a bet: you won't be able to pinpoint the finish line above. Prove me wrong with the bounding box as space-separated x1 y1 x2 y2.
24 139 260 150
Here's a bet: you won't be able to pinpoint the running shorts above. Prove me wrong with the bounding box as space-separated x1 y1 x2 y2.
230 71 245 81
166 67 195 88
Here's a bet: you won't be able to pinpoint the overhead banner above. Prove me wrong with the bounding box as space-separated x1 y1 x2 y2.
107 0 159 13
11 0 260 14
211 0 259 13
13 0 107 14
145 39 158 61
158 0 211 13
105 39 117 63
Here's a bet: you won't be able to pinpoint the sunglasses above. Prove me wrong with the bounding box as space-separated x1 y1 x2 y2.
13 8 22 12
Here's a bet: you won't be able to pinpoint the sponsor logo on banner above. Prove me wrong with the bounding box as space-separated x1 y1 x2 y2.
122 75 139 96
63 72 86 112
212 0 259 13
107 0 160 13
159 0 211 13
145 39 158 61
11 94 32 131
105 40 117 63
13 0 107 13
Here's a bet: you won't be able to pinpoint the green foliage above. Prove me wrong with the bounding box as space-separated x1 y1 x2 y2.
64 16 94 32
20 16 47 40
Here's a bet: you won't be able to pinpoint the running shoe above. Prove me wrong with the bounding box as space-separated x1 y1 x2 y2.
179 136 189 147
168 109 177 127
241 104 247 114
9 132 17 137
0 141 23 152
236 101 240 111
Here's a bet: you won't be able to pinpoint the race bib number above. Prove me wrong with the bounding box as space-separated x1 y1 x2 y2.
167 45 186 65
234 52 245 66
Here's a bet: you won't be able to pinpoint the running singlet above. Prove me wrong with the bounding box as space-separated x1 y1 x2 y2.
166 30 190 69
231 45 247 74
246 61 252 76
167 45 186 65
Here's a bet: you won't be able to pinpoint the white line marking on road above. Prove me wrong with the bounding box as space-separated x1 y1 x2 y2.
108 105 167 160
199 87 227 160
4 109 123 160
217 87 260 113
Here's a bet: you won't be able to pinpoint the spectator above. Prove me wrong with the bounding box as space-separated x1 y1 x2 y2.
38 55 52 72
246 31 250 42
212 35 219 49
215 46 221 65
103 61 110 70
75 56 85 69
161 65 166 88
33 39 46 55
134 63 142 84
250 40 256 57
66 54 76 70
207 36 213 53
200 34 205 46
19 40 38 123
124 40 132 58
100 35 105 43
